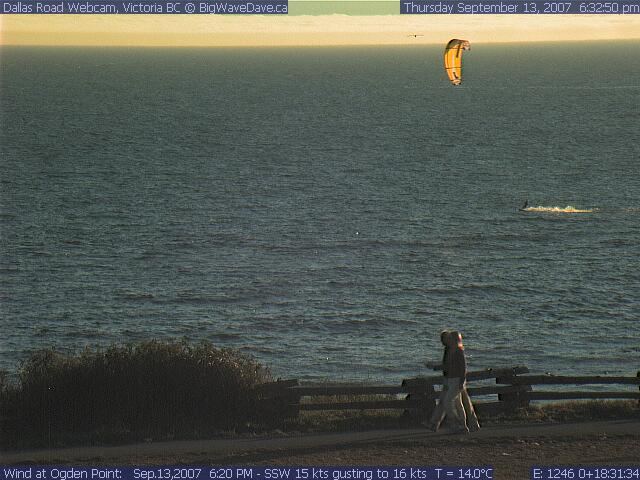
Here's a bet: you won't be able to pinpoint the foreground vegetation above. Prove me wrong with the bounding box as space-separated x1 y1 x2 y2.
1 341 638 450
0 341 272 449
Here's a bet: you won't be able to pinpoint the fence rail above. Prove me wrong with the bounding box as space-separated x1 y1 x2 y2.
256 367 640 422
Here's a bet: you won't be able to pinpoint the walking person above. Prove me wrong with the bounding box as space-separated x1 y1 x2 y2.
424 330 480 433
451 331 481 432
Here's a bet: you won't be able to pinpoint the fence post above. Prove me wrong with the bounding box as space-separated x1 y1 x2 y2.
421 382 436 421
256 379 300 427
286 387 301 419
496 374 530 412
496 375 513 412
402 378 436 423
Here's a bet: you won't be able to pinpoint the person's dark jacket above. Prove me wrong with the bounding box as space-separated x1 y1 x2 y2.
442 346 466 379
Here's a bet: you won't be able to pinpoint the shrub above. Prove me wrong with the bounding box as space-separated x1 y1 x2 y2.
1 340 272 448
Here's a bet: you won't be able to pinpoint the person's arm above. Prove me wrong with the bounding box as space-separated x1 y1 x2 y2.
424 361 443 371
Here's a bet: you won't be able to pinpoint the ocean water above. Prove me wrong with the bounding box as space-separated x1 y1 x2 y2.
1 43 639 382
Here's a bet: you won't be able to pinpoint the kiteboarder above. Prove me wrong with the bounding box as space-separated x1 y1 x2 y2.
423 330 480 433
520 199 529 211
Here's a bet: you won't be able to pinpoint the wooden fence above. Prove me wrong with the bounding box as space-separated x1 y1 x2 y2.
256 367 640 422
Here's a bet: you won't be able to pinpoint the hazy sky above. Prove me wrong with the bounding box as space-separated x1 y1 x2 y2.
2 12 640 46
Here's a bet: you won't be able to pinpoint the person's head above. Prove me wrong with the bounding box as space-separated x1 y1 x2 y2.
449 330 464 349
440 330 451 346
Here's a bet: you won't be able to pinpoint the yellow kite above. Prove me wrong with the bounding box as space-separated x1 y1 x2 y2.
444 39 471 86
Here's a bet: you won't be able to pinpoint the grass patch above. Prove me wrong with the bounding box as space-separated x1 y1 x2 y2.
292 393 414 432
495 400 640 424
285 409 411 433
281 399 640 433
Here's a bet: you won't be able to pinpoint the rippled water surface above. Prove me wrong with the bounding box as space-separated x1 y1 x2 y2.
1 43 639 380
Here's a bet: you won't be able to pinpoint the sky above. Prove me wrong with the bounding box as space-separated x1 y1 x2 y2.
2 10 640 46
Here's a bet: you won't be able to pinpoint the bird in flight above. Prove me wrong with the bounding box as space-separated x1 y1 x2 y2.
407 34 424 37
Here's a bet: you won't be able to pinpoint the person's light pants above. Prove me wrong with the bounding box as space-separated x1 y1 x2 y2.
430 377 480 430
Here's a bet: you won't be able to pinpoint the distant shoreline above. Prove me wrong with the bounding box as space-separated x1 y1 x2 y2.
3 38 640 49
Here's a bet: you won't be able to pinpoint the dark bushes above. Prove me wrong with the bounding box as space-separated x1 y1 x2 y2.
0 340 272 448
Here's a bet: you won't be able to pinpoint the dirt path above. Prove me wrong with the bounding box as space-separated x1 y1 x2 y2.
2 420 639 480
